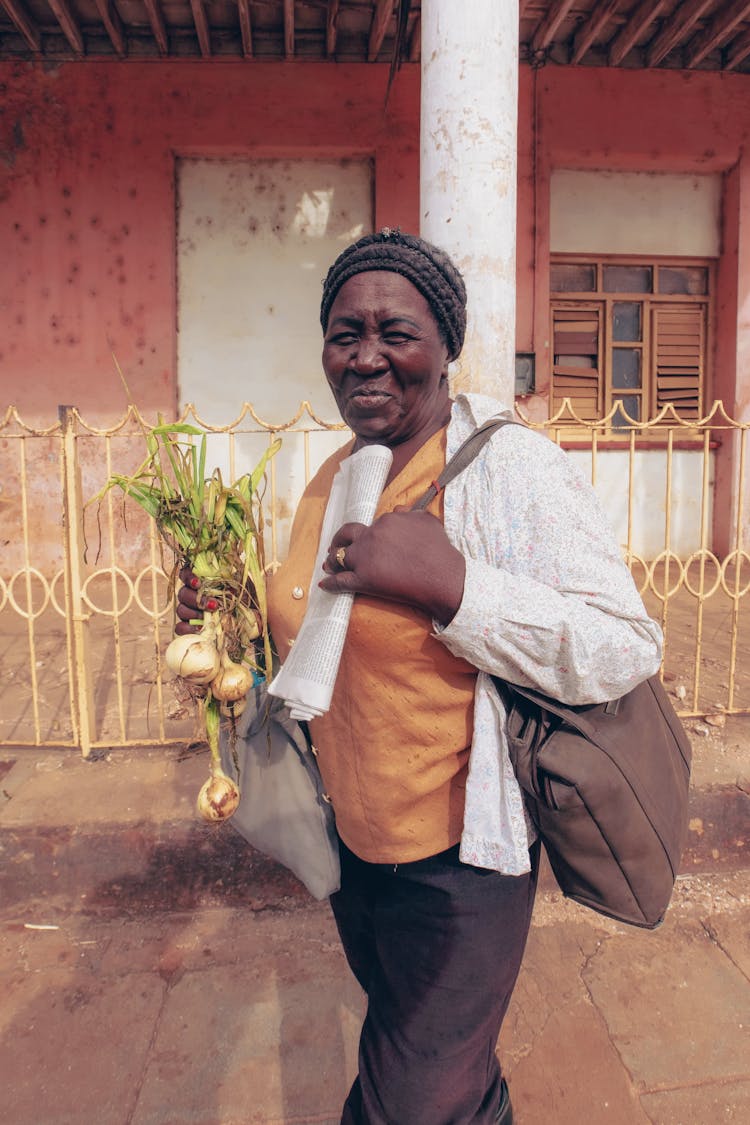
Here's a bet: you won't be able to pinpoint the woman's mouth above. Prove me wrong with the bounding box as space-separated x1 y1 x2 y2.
348 388 392 411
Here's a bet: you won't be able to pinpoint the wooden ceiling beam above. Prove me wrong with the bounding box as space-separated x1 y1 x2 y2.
646 0 713 67
0 0 41 53
190 0 211 56
326 0 340 57
408 11 420 61
238 0 253 58
283 0 294 58
685 0 750 68
608 0 668 66
47 0 84 55
368 0 393 62
571 0 621 64
724 22 750 68
530 0 577 53
93 0 126 57
143 0 168 56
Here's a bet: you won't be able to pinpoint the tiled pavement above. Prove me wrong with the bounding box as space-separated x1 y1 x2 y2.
0 727 748 1125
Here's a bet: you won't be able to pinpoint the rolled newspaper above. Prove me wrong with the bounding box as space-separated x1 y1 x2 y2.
268 443 393 720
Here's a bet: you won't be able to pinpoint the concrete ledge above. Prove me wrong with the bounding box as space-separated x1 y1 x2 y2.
0 740 747 914
0 819 310 913
0 789 746 915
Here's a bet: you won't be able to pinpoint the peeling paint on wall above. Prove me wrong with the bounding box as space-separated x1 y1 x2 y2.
0 61 420 424
176 155 373 556
551 170 721 256
177 156 373 424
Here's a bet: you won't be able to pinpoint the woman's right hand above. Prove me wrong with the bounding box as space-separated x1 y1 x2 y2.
175 567 218 635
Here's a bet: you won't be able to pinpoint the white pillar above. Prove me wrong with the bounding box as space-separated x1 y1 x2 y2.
420 0 519 403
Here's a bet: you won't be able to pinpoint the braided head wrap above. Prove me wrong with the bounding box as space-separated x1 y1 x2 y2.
320 229 467 361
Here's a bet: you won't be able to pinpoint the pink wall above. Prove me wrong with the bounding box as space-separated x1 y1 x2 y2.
735 159 750 426
518 66 750 552
2 60 750 428
0 61 420 423
517 65 750 418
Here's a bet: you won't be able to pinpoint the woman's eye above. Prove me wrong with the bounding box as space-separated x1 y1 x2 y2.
329 333 358 346
383 332 411 344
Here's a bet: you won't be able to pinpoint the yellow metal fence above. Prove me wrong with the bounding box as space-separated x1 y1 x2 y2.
0 400 747 757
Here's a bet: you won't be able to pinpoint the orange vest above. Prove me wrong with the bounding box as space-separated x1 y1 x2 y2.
266 428 477 863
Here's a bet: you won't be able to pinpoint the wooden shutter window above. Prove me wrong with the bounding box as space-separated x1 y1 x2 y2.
551 307 601 420
652 305 704 421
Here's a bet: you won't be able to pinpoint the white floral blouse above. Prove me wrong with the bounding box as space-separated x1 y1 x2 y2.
438 393 663 875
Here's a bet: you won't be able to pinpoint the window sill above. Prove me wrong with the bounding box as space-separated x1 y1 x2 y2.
559 437 722 451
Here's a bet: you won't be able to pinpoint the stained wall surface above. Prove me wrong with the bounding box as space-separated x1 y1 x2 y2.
0 61 419 424
515 66 750 426
1 61 749 427
176 155 373 425
550 169 721 257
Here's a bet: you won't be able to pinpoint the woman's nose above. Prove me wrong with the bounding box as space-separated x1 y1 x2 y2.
351 338 387 373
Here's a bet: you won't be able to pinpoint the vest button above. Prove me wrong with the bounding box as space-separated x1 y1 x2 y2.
292 586 304 600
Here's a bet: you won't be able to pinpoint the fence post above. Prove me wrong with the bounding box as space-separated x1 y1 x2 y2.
59 405 96 758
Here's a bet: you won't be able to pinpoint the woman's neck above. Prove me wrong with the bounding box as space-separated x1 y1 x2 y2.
382 401 453 483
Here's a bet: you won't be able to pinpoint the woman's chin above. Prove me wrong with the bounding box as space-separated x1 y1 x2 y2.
345 409 399 445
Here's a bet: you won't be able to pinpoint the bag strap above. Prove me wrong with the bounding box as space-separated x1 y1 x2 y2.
495 675 609 726
411 414 518 511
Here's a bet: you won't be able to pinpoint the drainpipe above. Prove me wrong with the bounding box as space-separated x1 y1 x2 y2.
420 0 519 405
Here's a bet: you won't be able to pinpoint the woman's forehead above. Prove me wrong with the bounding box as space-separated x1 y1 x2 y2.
328 270 435 322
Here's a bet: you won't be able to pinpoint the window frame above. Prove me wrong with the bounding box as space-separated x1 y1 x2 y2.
549 253 715 430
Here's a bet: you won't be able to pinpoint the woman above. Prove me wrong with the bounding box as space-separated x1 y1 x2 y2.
178 231 662 1125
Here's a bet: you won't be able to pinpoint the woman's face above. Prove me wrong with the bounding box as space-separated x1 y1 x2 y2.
322 271 451 448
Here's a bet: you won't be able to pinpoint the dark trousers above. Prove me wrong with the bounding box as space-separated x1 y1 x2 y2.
330 839 540 1125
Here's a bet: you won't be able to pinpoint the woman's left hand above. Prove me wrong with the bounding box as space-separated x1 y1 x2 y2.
319 510 466 626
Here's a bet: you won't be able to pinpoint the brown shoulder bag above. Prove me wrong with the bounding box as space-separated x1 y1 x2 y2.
414 415 692 929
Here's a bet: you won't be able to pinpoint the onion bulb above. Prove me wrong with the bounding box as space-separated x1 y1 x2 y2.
196 769 241 822
238 604 261 643
164 630 220 685
210 650 254 703
243 616 261 642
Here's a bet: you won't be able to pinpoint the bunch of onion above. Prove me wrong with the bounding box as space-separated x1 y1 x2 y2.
90 418 280 823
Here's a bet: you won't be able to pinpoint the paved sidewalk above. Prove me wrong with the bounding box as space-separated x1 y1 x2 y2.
0 730 748 1125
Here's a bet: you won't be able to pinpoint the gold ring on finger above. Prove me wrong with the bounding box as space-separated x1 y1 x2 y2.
335 546 347 569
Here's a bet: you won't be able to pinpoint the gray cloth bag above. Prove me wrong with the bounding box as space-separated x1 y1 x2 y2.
219 681 340 900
